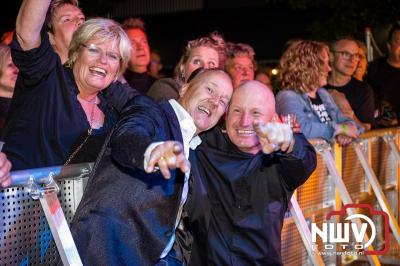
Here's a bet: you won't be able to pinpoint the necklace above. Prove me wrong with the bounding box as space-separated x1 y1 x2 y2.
64 95 97 165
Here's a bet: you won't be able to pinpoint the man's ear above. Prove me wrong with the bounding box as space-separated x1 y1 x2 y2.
387 42 391 53
179 84 189 98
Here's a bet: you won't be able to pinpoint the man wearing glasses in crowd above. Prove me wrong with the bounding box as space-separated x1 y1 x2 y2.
326 37 377 130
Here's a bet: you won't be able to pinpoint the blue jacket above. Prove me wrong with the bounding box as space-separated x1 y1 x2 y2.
276 88 363 141
71 96 185 266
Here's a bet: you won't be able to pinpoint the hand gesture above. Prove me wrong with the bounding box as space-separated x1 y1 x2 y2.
145 141 190 179
254 121 295 154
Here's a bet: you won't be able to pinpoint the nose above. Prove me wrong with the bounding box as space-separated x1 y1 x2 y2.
327 64 331 72
98 51 108 64
136 41 145 51
12 64 19 74
239 112 252 127
208 96 218 108
75 17 84 27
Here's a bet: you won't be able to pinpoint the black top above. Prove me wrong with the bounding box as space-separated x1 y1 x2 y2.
187 128 317 266
124 68 157 95
326 77 376 127
309 93 332 124
3 30 138 170
0 96 11 134
367 57 400 119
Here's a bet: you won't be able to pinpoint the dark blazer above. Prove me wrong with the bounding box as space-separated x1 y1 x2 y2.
71 96 185 266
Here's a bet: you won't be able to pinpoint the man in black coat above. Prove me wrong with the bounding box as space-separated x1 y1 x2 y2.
70 69 233 266
185 81 317 265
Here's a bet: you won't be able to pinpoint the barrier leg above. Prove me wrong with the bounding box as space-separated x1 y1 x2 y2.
290 196 325 266
39 191 83 266
353 141 400 246
383 134 400 162
315 143 381 266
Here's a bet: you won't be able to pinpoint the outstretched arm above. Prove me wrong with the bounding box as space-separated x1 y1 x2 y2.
16 0 51 50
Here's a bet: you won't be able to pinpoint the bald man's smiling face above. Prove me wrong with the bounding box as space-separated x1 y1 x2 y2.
226 80 275 154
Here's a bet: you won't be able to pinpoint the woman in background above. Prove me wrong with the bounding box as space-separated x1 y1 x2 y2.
276 40 362 146
0 44 18 131
147 31 226 101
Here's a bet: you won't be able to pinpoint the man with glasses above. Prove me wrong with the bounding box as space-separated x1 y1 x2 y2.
326 37 377 130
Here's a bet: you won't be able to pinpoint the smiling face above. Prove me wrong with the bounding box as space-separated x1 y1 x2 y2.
226 81 275 154
178 70 233 134
183 46 219 82
72 40 121 96
331 39 359 77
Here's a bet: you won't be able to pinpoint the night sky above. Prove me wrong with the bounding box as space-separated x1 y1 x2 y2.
1 0 397 72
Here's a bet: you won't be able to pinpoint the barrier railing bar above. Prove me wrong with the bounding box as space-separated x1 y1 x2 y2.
290 196 325 266
353 141 400 245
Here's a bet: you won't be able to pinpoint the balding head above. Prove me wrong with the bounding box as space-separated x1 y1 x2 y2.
178 69 233 134
226 80 276 154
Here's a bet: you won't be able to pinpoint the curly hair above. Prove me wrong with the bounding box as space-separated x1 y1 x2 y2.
174 31 226 85
279 40 328 93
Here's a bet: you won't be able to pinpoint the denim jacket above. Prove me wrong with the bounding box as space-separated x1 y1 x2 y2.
276 88 363 141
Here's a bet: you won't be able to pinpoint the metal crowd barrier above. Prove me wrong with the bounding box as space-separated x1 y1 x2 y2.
0 128 399 265
0 163 92 265
281 127 400 266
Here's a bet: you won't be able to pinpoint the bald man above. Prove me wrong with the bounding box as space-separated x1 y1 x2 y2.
185 80 317 265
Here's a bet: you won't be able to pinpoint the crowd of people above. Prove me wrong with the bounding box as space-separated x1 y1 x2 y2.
0 0 399 265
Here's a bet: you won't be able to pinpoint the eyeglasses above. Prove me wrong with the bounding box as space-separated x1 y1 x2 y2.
81 44 121 64
333 50 360 61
